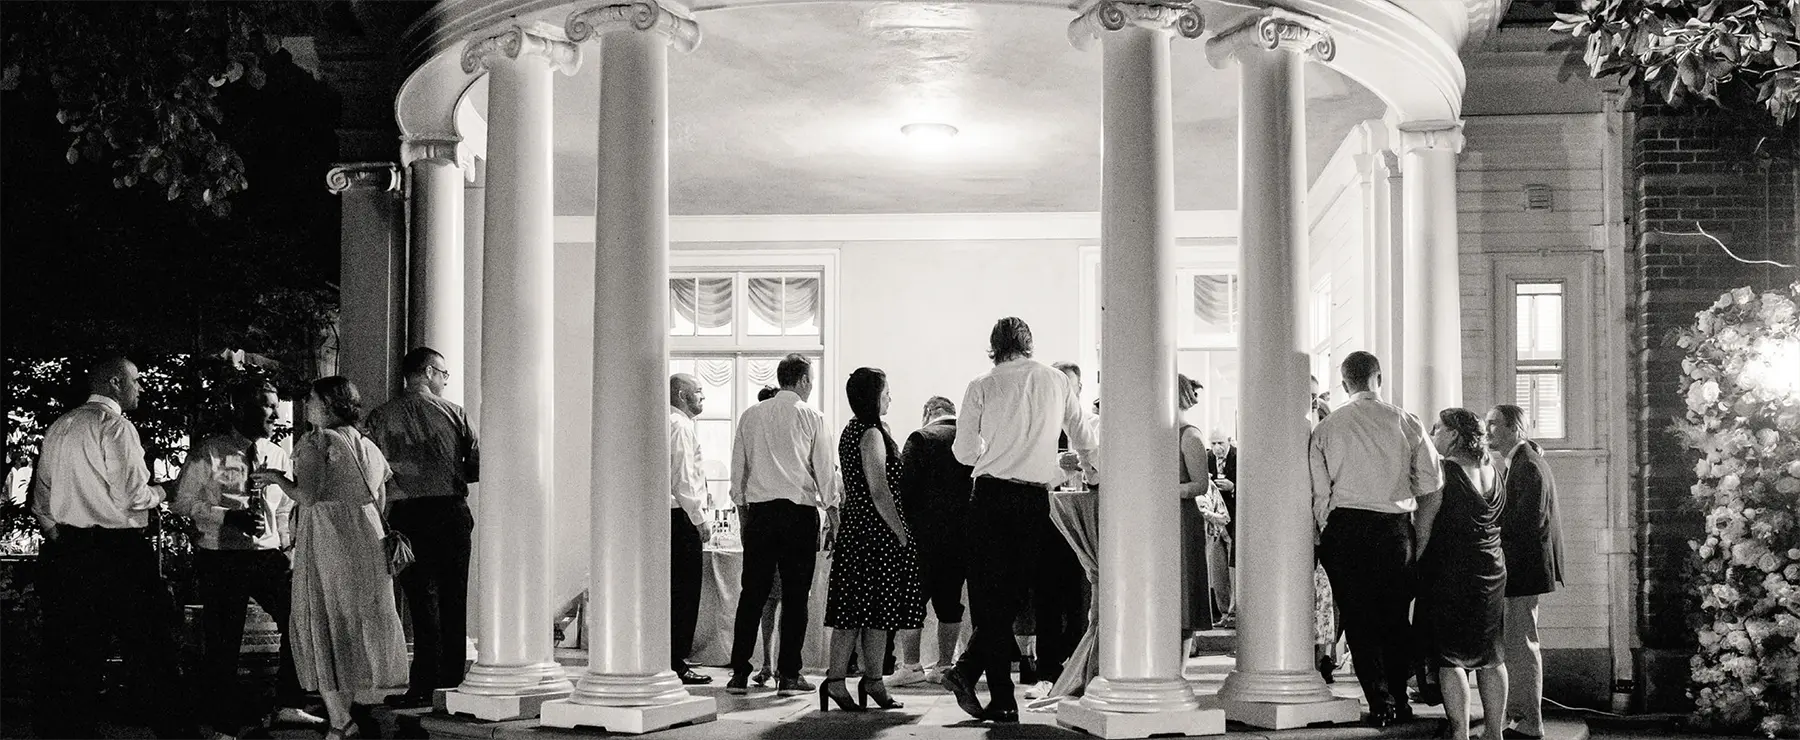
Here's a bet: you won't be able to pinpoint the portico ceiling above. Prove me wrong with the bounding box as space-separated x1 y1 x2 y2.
463 2 1388 216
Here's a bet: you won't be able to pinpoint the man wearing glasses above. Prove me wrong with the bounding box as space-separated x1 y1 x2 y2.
366 347 481 709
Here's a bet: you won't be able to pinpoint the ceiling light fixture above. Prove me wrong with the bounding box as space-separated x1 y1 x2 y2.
901 122 959 148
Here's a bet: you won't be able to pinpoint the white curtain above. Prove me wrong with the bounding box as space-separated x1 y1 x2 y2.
671 277 733 331
748 277 818 331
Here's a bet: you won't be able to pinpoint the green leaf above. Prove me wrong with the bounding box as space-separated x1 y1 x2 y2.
1775 42 1798 67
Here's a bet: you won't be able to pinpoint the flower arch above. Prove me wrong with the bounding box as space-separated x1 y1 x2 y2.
1676 282 1800 737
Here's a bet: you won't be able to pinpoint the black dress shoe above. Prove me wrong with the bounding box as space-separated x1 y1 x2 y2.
941 666 986 719
677 670 713 685
981 706 1020 723
1395 704 1416 722
1365 707 1396 728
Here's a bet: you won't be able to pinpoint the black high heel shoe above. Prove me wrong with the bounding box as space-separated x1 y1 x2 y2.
858 677 904 710
818 678 863 712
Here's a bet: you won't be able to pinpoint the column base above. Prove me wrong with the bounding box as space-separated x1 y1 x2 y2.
1057 698 1226 739
1222 697 1362 729
443 686 570 722
539 695 716 734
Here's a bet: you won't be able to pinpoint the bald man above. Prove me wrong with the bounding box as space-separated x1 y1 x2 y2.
670 374 715 684
31 357 192 738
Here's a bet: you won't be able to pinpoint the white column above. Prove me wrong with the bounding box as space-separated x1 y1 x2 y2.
326 163 404 407
541 5 713 732
446 23 580 722
1208 10 1361 729
1395 121 1465 420
1059 5 1220 737
463 156 486 638
403 137 466 406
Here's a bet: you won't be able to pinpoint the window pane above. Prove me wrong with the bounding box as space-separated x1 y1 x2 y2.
696 419 733 487
747 277 783 336
1516 285 1564 362
669 279 696 336
746 357 781 402
696 278 734 336
784 277 821 336
1516 371 1565 439
693 358 734 419
669 358 696 378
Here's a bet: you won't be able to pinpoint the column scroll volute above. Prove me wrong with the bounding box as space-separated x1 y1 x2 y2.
1205 8 1335 68
461 22 582 76
565 1 702 52
1068 0 1205 51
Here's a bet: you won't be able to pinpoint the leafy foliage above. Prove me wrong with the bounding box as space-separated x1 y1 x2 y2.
1552 0 1800 124
1674 283 1800 737
0 1 324 217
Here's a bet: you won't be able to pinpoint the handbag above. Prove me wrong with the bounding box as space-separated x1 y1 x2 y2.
343 428 415 575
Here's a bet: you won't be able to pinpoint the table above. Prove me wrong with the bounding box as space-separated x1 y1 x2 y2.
687 548 963 674
1033 489 1099 710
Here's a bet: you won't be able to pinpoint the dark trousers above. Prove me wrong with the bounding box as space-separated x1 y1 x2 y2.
388 497 473 693
956 477 1048 712
671 510 703 673
729 500 819 678
196 548 301 729
1032 503 1087 684
1319 508 1417 714
35 526 188 738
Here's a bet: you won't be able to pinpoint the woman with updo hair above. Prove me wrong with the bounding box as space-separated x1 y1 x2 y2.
1415 407 1509 740
819 367 923 712
253 377 408 739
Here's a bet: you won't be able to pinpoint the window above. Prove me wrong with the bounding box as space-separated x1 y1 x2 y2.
1514 281 1565 439
669 263 831 511
1179 270 1240 348
1310 276 1334 393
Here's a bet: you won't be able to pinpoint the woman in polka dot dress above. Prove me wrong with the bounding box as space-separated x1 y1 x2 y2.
821 367 924 712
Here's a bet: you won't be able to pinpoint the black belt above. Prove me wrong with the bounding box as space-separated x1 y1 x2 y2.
977 475 1049 489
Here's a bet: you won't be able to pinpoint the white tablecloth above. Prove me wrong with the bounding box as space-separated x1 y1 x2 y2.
687 548 958 674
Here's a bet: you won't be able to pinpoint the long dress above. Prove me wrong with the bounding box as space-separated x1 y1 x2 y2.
1178 424 1213 632
1417 460 1508 669
824 418 925 631
288 427 409 692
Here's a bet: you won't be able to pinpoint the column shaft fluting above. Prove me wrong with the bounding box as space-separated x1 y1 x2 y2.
407 155 466 405
453 29 573 714
1398 131 1463 418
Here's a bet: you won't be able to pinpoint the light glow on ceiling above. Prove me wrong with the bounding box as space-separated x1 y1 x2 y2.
901 122 959 151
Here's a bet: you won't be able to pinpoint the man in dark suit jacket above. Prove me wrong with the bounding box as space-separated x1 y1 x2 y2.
1487 404 1564 739
899 396 974 684
1207 431 1238 537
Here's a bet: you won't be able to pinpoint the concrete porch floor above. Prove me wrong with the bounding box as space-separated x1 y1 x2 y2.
391 651 1593 740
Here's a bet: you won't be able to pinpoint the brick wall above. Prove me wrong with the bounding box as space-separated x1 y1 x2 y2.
1631 96 1798 708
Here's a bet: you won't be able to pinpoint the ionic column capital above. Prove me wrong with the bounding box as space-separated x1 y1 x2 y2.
461 22 582 76
1391 119 1466 155
1069 0 1204 51
566 1 701 53
326 162 401 194
401 135 463 168
1204 8 1335 68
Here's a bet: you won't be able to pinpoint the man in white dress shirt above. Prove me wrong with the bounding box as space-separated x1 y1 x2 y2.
173 380 323 738
31 356 192 738
725 354 839 695
1309 351 1442 727
669 374 714 685
942 318 1097 723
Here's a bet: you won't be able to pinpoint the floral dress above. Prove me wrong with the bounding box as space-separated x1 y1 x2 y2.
824 418 925 631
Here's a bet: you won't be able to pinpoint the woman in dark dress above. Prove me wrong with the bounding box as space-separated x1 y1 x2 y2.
1415 408 1509 740
1176 375 1217 657
821 368 924 711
